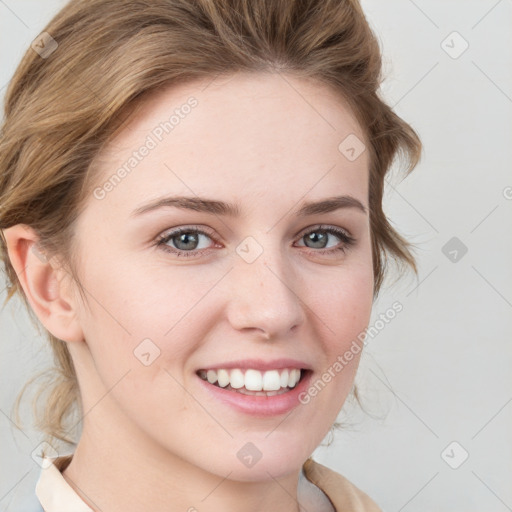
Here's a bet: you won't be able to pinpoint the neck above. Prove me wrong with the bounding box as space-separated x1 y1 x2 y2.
62 420 306 512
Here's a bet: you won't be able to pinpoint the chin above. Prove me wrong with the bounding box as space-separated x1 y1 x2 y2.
219 455 303 483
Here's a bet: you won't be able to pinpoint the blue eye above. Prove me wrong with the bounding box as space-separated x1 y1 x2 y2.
155 226 216 257
155 225 356 258
296 225 356 255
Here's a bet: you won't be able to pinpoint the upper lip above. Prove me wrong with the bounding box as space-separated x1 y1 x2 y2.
196 358 312 372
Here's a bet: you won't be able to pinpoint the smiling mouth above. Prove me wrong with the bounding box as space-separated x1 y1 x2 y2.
196 368 310 397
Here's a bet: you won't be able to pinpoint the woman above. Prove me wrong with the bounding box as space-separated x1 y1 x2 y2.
0 0 421 510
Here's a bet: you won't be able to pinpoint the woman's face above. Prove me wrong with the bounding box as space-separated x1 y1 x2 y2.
69 72 373 480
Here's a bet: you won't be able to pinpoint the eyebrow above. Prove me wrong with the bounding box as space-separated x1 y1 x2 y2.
130 194 367 218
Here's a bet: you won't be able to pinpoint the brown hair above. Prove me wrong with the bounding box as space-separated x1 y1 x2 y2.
0 0 421 447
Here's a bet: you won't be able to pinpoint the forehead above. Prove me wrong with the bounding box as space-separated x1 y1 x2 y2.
87 72 369 219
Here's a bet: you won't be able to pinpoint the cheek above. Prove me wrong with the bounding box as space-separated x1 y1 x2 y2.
74 255 230 411
301 257 373 395
78 254 209 342
294 264 373 438
308 260 374 343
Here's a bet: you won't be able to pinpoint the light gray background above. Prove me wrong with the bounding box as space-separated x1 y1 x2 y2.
1 1 511 511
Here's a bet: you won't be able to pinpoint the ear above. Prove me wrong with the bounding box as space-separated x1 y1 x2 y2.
2 224 84 344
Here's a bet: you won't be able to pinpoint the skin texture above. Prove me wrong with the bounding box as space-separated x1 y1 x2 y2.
4 71 374 512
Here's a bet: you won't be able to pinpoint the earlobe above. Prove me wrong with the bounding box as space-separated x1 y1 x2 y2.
2 224 84 344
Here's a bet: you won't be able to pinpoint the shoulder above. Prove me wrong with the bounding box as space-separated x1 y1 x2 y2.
302 457 382 512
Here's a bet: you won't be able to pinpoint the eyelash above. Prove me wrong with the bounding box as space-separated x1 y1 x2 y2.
155 225 356 259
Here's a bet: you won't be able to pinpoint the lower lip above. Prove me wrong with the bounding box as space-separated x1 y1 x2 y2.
196 370 313 417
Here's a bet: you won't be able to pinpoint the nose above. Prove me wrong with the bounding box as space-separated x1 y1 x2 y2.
225 246 305 340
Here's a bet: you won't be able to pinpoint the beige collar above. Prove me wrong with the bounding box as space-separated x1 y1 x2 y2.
36 456 92 512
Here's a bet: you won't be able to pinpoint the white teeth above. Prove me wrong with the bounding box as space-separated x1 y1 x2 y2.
206 370 217 384
198 367 303 392
230 369 245 389
217 369 230 388
244 369 263 391
262 370 281 391
289 368 301 387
